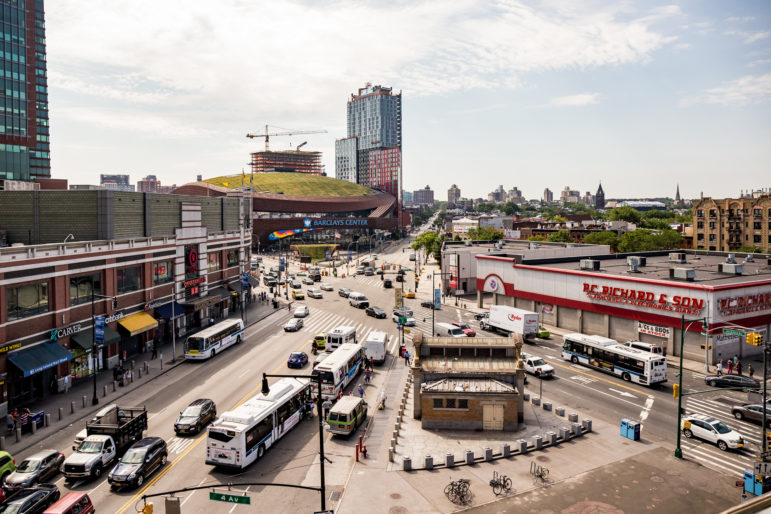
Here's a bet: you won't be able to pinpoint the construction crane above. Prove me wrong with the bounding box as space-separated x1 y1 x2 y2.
246 125 327 152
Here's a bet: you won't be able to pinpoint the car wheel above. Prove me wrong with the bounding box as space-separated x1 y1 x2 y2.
196 423 202 433
683 429 693 439
717 440 728 451
571 356 579 364
161 453 168 466
0 471 8 484
92 464 103 478
734 411 744 420
136 474 144 486
237 336 241 344
535 371 541 378
257 445 265 460
708 380 717 387
211 349 216 357
622 372 631 382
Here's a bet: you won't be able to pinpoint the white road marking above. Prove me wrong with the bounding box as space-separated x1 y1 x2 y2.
229 486 251 512
181 478 207 506
569 375 597 385
639 395 655 426
237 368 251 378
609 388 637 399
147 408 166 421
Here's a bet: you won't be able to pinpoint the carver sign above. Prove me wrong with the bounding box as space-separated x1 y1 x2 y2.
583 283 704 316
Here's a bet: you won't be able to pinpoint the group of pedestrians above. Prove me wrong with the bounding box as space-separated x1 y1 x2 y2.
716 355 754 378
6 407 32 433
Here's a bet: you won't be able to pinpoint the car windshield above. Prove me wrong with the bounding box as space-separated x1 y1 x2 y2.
185 337 204 352
181 406 202 417
15 459 41 473
532 359 547 366
0 503 24 514
121 448 148 464
711 421 732 434
456 323 469 329
77 440 103 453
290 353 303 359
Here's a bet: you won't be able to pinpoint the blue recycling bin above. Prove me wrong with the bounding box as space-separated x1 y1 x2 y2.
620 418 629 437
745 470 755 495
744 470 771 496
627 421 641 441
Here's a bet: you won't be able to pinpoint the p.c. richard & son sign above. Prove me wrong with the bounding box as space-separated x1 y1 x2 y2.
583 283 704 316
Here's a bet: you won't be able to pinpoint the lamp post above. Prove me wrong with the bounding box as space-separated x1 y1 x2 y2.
431 271 453 336
261 372 327 511
90 292 117 406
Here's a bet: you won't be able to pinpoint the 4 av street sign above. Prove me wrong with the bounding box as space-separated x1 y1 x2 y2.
209 492 251 505
723 329 746 336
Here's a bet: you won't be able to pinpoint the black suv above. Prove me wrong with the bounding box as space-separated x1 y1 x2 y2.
108 437 167 489
366 306 387 319
1 484 60 513
174 398 217 435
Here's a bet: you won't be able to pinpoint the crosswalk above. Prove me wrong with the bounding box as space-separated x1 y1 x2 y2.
681 396 766 476
166 436 196 455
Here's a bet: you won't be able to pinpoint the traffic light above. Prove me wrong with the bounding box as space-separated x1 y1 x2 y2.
140 503 154 514
747 333 754 345
673 384 679 398
112 297 118 309
756 333 764 346
746 333 763 346
699 344 712 350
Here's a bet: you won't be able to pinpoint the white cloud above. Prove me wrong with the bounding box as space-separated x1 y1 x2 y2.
548 93 600 106
680 74 771 107
725 16 756 23
725 29 771 44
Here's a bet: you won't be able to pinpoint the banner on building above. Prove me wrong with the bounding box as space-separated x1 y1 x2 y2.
637 322 671 339
542 304 554 316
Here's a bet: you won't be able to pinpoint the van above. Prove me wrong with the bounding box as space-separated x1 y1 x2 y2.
348 292 369 309
625 341 663 355
43 493 95 514
364 331 388 365
326 396 368 436
435 322 467 338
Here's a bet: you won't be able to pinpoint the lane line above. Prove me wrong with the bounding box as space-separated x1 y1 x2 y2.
237 368 251 379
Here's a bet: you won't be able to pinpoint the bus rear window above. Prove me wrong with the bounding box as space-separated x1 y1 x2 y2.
208 430 235 443
317 371 334 384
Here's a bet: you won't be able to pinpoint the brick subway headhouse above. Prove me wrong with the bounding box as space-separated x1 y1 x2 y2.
0 189 251 410
173 172 407 247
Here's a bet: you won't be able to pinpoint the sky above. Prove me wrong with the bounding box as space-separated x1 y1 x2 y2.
45 1 771 201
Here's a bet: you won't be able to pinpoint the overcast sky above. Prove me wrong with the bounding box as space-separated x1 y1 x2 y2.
46 1 770 201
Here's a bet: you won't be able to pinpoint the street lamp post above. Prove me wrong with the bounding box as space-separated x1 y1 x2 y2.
675 314 708 459
90 292 117 406
261 372 327 511
431 271 453 336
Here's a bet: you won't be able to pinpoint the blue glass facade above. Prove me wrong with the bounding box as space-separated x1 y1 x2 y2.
0 0 50 181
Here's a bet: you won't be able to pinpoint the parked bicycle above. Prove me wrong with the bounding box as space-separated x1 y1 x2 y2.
530 461 549 482
489 470 512 495
444 478 471 505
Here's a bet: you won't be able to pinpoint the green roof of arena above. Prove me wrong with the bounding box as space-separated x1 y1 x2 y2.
205 172 377 197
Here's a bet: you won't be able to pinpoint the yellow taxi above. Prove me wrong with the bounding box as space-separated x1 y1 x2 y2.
403 291 416 299
292 290 305 300
313 333 326 350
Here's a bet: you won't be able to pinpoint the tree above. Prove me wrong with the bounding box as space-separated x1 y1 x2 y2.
528 235 546 241
641 218 671 230
607 206 642 225
467 226 503 241
501 202 519 215
652 230 683 250
583 231 619 251
617 230 658 253
736 245 763 253
546 230 572 242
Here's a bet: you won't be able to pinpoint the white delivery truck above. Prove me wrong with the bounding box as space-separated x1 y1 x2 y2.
363 331 388 365
480 306 540 341
435 322 467 338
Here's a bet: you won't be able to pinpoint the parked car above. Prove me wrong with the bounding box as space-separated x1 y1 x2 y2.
284 318 303 332
1 484 60 513
376 269 385 275
302 277 314 285
704 374 760 389
108 437 167 489
3 450 64 491
537 326 551 339
287 352 309 369
365 306 387 319
320 283 334 291
307 288 323 299
364 268 374 276
294 305 309 318
338 287 352 298
290 280 302 289
0 450 17 484
451 322 476 337
313 352 331 368
42 492 95 514
291 290 305 300
731 404 771 426
681 414 743 451
383 279 393 288
421 300 437 309
174 399 216 435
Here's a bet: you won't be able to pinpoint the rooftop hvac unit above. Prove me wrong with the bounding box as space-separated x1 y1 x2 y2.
669 252 687 263
580 259 601 271
626 256 643 266
529 243 539 250
726 253 736 264
718 263 744 275
669 268 695 281
744 254 754 263
628 263 640 273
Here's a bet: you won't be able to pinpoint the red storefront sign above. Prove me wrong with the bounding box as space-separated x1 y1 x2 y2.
718 293 771 317
583 283 704 316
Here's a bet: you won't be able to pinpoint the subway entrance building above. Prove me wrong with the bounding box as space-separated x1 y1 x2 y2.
475 250 771 363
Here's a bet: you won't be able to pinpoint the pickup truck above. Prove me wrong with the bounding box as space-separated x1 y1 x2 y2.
520 352 555 378
62 405 147 481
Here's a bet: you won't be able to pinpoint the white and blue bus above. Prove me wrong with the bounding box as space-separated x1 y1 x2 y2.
205 377 312 469
313 343 364 400
325 325 357 352
561 333 667 386
184 319 244 360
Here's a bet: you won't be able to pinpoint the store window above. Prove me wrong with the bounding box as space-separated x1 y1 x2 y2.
226 249 239 267
69 273 101 306
208 252 221 272
7 281 49 319
117 265 142 293
153 260 173 285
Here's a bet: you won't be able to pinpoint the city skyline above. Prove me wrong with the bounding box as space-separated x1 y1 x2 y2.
43 1 770 198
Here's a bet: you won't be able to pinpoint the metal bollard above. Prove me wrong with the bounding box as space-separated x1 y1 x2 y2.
103 385 108 397
446 453 455 467
58 407 63 421
138 368 142 379
15 427 21 442
70 401 76 414
131 359 135 370
484 447 493 461
502 443 511 458
0 436 4 451
568 412 579 422
44 413 50 427
543 402 552 411
144 361 149 372
424 455 433 470
534 435 543 450
391 438 397 448
582 419 593 432
556 407 565 416
31 421 37 434
465 450 474 465
393 430 398 442
389 447 394 462
113 381 117 392
403 456 412 471
517 439 528 454
160 360 164 371
82 395 87 408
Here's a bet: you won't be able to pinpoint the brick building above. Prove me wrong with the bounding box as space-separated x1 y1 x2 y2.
693 195 771 252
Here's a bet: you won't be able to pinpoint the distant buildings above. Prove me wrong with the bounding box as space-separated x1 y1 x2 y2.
413 185 434 206
100 174 134 192
595 183 605 209
543 188 553 203
334 84 402 200
0 0 50 182
402 190 414 204
507 187 523 204
137 175 176 194
560 186 581 204
448 184 461 204
249 149 322 175
693 194 771 252
616 200 666 211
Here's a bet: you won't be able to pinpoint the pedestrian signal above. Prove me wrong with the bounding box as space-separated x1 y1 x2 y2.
673 384 680 398
700 344 712 350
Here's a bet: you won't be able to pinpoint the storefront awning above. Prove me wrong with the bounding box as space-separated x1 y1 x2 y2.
7 343 73 377
208 287 229 299
155 301 186 320
227 281 243 294
71 325 121 350
181 290 224 311
118 312 159 337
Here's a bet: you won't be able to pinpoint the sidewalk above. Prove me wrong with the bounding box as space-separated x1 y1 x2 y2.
1 296 283 456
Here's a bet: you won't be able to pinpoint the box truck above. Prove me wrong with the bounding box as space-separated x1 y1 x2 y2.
480 306 539 341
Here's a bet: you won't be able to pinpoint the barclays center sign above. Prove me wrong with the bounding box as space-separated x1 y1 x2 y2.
303 218 370 228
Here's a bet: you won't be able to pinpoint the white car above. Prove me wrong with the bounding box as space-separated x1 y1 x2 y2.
320 283 333 291
284 318 303 332
307 288 323 299
294 305 309 318
302 277 314 285
682 414 744 451
520 352 555 378
392 313 416 326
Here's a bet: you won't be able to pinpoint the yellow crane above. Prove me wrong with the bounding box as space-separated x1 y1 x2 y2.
246 125 327 152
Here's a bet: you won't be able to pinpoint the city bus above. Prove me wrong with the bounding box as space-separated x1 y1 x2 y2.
313 343 364 400
184 319 244 360
326 326 357 351
561 333 667 386
205 377 312 469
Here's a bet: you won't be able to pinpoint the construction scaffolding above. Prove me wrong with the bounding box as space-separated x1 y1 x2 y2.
249 150 323 175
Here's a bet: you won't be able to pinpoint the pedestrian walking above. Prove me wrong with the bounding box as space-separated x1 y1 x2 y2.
358 384 365 398
370 357 375 369
151 340 158 360
749 363 755 378
404 351 410 366
365 368 372 384
734 355 739 365
322 399 332 418
716 360 723 376
379 389 387 409
727 359 734 374
737 360 743 376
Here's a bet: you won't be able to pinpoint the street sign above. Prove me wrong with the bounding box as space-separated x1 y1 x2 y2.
755 462 771 476
398 316 407 324
209 492 250 505
723 329 746 336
